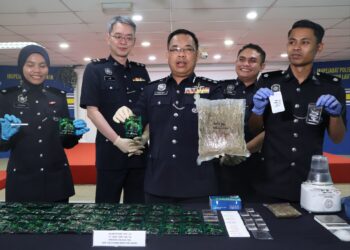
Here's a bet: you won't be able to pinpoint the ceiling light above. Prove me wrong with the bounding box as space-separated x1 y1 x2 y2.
84 57 91 62
246 11 258 20
213 54 222 60
224 39 234 46
59 43 69 49
101 1 133 14
148 55 156 61
141 41 150 47
132 15 143 22
0 42 41 49
280 53 288 58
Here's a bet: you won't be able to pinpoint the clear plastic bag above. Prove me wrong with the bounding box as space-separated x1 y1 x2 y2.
195 97 250 165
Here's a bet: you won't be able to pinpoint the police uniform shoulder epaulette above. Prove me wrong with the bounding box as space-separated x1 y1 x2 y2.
218 79 236 85
196 76 218 84
91 58 108 64
0 84 21 94
130 61 146 68
45 85 66 95
261 70 284 79
315 72 341 84
150 76 168 85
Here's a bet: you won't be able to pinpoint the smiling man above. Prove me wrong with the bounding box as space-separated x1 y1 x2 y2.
80 16 150 204
217 44 266 201
113 29 224 204
249 20 347 202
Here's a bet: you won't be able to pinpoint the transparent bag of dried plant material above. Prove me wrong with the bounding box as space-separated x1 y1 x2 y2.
195 97 250 165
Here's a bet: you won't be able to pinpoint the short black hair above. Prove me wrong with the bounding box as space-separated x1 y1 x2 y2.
288 19 325 44
237 43 266 64
167 29 199 50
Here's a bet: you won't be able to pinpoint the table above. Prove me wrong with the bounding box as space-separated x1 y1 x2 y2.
0 203 349 250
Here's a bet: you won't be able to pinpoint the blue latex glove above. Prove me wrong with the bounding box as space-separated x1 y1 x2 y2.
252 87 274 115
0 114 22 140
316 94 342 116
73 119 90 136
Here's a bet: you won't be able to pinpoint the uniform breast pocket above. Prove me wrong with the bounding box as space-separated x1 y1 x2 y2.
100 81 123 102
149 97 171 123
184 96 198 121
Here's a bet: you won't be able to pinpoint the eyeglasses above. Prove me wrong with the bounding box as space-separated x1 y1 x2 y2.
110 34 135 43
169 47 196 54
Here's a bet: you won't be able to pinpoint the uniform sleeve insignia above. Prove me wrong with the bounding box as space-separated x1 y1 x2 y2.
263 70 284 78
91 58 108 64
315 72 341 84
130 61 146 67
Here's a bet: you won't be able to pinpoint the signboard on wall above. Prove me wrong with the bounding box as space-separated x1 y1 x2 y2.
314 60 350 155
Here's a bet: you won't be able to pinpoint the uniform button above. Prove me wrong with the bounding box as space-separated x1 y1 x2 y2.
37 112 41 116
39 153 44 157
242 91 246 94
35 100 39 104
296 88 301 92
105 139 109 142
40 168 44 172
173 113 178 117
172 154 176 158
293 133 298 138
64 163 68 166
293 119 298 123
173 126 178 131
294 104 300 108
13 168 16 172
109 86 113 90
126 87 129 90
176 90 180 94
157 101 161 105
20 111 23 115
124 75 127 78
129 99 132 103
290 162 296 167
172 139 177 144
38 139 43 143
175 100 179 105
53 110 57 113
141 88 144 91
38 126 42 130
291 147 297 152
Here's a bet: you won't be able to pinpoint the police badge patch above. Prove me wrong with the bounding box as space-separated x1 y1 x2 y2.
154 83 168 95
15 94 29 108
226 84 236 95
104 68 113 76
271 84 281 92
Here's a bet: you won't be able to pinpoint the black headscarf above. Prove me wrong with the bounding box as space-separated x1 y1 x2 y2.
17 45 50 81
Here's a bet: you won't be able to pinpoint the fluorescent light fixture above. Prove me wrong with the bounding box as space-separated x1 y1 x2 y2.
84 57 91 62
101 1 133 14
280 53 288 58
246 11 258 20
132 15 143 21
148 55 156 61
141 41 150 47
224 39 234 46
59 43 69 49
213 54 222 60
0 42 41 49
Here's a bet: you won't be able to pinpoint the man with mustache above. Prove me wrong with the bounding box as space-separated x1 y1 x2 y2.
113 29 224 204
249 20 347 202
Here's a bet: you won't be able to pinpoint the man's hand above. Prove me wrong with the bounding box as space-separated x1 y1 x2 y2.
252 88 273 115
0 114 22 140
220 155 246 167
73 119 90 136
316 94 342 116
113 106 133 123
113 136 145 154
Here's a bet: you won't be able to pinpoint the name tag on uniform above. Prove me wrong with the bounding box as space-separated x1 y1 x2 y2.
132 77 146 82
269 91 285 113
185 86 210 94
104 76 116 81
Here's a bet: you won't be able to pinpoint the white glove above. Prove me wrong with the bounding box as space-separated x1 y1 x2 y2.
113 106 133 123
220 155 246 166
113 136 144 154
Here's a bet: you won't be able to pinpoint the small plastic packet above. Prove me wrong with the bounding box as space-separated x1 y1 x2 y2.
264 203 302 218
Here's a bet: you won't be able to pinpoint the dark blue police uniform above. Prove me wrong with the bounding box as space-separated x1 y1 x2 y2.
217 78 261 200
255 67 347 202
0 82 77 202
132 74 223 199
80 56 150 203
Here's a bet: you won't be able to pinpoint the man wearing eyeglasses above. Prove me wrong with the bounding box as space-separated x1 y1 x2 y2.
80 16 150 203
217 44 266 201
113 29 224 204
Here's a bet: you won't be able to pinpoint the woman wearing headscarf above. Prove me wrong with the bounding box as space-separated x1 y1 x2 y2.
0 45 89 202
